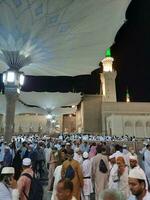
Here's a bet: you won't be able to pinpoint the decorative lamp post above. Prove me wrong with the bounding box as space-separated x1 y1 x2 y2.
3 70 25 92
3 69 25 142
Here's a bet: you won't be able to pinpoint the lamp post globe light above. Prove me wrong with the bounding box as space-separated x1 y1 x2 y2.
2 69 25 143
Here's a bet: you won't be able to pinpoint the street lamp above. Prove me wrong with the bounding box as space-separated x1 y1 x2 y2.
2 69 25 142
3 70 25 93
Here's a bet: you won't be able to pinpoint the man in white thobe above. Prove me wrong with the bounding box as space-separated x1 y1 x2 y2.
81 152 93 200
73 148 83 165
51 164 62 200
108 154 118 190
144 144 150 185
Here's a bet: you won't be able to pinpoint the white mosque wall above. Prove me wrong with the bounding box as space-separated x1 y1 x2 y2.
80 95 102 134
14 114 47 133
0 114 47 134
0 112 74 135
102 102 150 137
1 100 150 137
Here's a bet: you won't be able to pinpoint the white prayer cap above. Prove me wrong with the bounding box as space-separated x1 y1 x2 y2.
129 168 145 180
66 142 71 145
1 167 15 174
29 144 34 148
75 148 80 152
143 142 148 146
109 154 116 159
83 152 89 159
129 155 138 161
22 158 31 166
5 146 10 150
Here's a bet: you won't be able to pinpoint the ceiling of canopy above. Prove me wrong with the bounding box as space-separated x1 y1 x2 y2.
0 95 47 115
0 92 81 115
0 0 130 76
19 91 81 110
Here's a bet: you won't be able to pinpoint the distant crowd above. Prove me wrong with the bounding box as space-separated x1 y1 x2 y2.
0 133 150 200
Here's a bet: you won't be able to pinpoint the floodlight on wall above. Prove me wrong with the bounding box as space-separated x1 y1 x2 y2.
102 48 114 72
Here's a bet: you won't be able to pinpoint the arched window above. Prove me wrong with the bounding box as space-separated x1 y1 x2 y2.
146 121 150 127
135 121 143 127
146 121 150 137
124 121 132 127
135 121 144 138
124 121 133 136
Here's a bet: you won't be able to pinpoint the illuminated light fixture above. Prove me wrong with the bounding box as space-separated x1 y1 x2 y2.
3 70 25 87
102 48 114 72
69 114 72 117
2 73 6 83
19 73 25 86
72 105 76 108
47 114 52 119
7 71 15 82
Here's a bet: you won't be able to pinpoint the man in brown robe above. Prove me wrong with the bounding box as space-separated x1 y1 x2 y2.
61 149 83 200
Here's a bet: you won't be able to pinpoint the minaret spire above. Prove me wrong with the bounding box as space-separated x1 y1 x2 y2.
100 48 116 102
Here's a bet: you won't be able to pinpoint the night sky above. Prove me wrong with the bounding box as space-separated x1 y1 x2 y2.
1 0 150 102
112 0 150 102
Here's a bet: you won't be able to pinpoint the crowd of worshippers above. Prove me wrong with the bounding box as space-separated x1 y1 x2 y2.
0 135 150 200
58 133 138 142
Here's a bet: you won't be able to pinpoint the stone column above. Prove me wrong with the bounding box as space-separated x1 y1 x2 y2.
4 90 18 143
81 95 102 134
46 119 51 134
0 114 3 135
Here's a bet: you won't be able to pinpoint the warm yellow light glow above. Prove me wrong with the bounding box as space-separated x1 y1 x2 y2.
126 97 130 102
102 57 114 72
126 89 130 103
126 94 130 102
101 74 106 96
